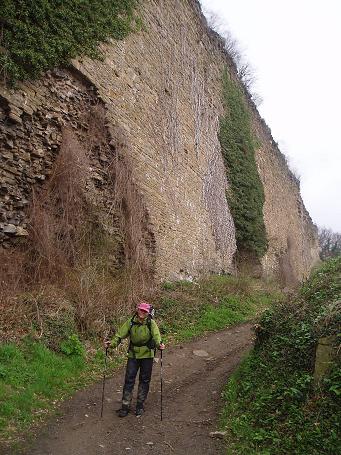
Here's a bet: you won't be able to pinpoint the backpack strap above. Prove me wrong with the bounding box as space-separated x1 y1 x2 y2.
144 316 156 352
128 315 138 357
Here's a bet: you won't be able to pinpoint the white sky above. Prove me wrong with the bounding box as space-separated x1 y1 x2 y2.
200 0 341 232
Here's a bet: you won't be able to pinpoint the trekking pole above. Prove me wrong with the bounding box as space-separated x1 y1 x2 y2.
160 349 163 421
100 346 109 418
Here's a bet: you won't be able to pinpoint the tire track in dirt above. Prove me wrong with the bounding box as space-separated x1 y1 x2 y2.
17 323 254 455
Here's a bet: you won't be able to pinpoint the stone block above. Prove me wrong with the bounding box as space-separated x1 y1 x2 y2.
2 150 14 160
31 148 45 158
15 226 29 236
3 223 17 234
314 336 337 385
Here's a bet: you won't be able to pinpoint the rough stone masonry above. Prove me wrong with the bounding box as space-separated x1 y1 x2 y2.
0 0 319 283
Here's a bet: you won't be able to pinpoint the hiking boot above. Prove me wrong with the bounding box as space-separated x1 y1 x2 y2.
116 405 129 418
135 404 144 417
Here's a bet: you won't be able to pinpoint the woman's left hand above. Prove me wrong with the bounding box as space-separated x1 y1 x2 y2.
159 343 165 350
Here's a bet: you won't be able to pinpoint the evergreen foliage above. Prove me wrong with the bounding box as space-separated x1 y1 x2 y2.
221 257 341 454
0 0 139 84
219 70 267 257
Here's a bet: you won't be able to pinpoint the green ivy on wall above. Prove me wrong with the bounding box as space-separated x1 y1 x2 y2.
0 0 139 84
219 69 267 258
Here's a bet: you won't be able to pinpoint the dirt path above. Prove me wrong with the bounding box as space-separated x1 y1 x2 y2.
19 323 253 455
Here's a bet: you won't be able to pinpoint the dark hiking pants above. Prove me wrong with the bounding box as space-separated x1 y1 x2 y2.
121 358 153 408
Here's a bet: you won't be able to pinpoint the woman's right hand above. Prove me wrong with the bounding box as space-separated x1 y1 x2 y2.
104 339 111 349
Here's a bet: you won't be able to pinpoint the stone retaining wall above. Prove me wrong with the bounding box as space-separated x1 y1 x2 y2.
0 0 319 282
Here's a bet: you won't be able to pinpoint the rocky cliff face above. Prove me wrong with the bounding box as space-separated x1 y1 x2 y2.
0 0 319 282
252 113 319 283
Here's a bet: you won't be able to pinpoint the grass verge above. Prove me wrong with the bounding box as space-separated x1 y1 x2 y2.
157 275 278 342
219 257 341 454
0 336 124 449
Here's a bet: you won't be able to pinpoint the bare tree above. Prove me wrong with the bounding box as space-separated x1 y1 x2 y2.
237 62 256 90
201 4 262 106
318 227 341 260
203 8 242 65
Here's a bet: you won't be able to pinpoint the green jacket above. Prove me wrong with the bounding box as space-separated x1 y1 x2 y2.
111 315 162 359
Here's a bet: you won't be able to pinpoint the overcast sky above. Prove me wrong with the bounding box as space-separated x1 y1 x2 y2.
200 0 341 232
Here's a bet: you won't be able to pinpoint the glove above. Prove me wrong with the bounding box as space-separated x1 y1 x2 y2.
104 339 111 348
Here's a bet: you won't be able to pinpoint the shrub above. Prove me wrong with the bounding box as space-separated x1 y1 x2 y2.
0 0 139 84
60 334 85 357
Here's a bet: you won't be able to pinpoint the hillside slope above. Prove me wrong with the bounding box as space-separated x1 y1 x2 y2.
221 257 341 454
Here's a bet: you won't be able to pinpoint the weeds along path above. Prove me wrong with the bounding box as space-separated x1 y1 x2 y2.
23 324 253 455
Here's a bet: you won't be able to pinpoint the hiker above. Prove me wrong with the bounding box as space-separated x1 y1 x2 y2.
105 301 165 417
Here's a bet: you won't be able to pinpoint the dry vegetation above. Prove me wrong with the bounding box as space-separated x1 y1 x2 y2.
0 104 155 343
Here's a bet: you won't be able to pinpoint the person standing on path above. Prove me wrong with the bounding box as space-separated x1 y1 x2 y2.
105 301 165 417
